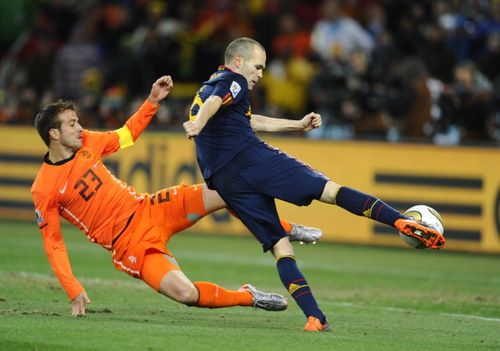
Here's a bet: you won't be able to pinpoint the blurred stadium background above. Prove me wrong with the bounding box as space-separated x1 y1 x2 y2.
0 0 499 254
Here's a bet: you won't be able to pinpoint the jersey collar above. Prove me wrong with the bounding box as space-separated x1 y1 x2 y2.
43 152 76 166
219 65 236 73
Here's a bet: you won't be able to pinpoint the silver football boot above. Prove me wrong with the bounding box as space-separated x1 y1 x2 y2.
288 223 323 244
239 284 288 311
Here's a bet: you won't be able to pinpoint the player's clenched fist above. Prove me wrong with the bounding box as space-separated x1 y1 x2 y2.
148 75 174 105
301 112 322 131
183 121 200 139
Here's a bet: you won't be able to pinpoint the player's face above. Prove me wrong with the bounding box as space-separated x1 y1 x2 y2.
240 46 266 90
54 110 83 151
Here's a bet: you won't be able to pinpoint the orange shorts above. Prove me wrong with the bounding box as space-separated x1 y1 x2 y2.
141 252 181 291
111 183 206 284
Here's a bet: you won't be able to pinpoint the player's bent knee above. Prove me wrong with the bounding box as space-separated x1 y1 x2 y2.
142 252 199 305
271 237 294 258
172 285 199 306
202 185 226 213
141 252 181 291
158 270 199 305
320 181 341 204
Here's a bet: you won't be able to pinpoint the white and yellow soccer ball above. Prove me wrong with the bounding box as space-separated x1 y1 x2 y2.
399 205 445 249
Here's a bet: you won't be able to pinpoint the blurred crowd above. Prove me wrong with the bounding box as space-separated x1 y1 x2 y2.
1 0 499 145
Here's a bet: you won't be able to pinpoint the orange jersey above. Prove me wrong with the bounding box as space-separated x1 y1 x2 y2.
31 99 159 300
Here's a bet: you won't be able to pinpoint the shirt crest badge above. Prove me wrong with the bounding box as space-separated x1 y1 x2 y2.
230 81 241 98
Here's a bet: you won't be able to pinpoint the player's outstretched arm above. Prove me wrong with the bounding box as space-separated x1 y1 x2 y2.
44 227 90 316
250 112 322 132
104 75 174 155
72 291 91 316
35 200 86 304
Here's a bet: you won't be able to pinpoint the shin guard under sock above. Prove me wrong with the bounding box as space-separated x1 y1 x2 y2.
334 186 405 226
277 256 326 323
194 281 252 308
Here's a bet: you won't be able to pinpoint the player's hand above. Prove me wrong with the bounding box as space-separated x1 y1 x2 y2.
183 120 200 139
300 112 322 131
148 75 174 105
71 291 91 317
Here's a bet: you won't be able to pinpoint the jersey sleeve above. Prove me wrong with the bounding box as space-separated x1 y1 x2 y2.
32 190 84 300
211 74 247 107
83 99 160 157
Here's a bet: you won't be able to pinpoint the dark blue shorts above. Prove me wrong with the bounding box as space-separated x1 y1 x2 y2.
208 142 329 252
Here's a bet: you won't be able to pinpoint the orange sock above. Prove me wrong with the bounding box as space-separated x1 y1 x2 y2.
194 281 253 308
280 219 292 233
228 209 293 234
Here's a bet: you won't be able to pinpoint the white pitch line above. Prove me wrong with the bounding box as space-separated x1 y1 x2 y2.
3 271 499 323
1 271 147 290
172 249 500 285
327 301 500 323
439 313 500 323
2 246 499 286
7 240 500 285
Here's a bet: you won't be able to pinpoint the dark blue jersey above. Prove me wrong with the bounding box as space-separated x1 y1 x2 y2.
189 68 329 252
189 66 260 181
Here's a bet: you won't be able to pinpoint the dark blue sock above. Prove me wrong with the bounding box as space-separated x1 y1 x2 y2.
334 186 405 226
276 256 326 324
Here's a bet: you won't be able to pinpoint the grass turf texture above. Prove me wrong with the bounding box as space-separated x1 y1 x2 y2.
0 220 499 350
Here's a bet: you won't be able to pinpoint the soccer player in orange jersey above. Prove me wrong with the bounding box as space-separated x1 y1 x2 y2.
32 76 298 316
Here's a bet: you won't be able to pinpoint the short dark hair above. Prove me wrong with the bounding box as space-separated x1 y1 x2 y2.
35 100 76 146
224 37 265 64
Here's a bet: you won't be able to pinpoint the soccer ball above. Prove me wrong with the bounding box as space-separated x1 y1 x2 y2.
399 205 444 249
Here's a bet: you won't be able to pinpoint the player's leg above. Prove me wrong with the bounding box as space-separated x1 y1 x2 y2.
173 183 322 243
271 237 331 332
319 181 445 249
140 251 287 310
163 182 285 229
212 175 330 330
225 206 321 244
232 144 442 249
319 181 406 225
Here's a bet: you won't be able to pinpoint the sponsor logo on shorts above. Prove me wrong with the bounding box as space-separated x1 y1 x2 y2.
35 209 44 224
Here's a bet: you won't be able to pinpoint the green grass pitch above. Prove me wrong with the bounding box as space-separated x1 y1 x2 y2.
0 220 499 350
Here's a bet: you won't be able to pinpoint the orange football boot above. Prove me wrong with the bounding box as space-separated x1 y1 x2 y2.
395 218 446 250
304 316 332 332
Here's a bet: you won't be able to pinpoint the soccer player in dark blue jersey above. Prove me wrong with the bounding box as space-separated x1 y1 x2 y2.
183 37 445 332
